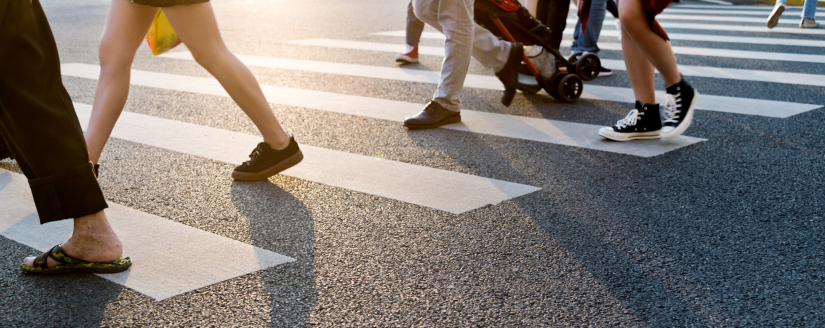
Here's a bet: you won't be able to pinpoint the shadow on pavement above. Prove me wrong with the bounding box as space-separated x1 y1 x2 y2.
230 179 316 327
405 122 714 326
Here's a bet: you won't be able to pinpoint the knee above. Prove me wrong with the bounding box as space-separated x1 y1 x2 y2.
98 42 134 70
190 47 228 70
413 5 435 26
618 8 646 32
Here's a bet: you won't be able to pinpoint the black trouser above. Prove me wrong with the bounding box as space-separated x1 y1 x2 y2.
536 0 571 50
0 0 107 223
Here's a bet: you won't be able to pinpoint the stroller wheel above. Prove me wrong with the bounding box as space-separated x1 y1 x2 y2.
557 74 583 103
567 51 584 65
575 53 601 82
539 72 565 100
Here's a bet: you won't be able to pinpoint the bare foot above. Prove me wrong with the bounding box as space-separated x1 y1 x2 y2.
22 210 123 268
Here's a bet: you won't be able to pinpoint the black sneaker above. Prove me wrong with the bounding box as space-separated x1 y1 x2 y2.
661 78 699 141
0 141 11 161
403 100 461 130
597 66 612 77
232 136 303 181
599 101 662 141
495 42 524 107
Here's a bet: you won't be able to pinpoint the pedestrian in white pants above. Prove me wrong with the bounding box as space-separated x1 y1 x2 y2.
403 0 524 130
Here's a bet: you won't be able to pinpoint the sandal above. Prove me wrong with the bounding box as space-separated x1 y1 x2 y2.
20 245 132 275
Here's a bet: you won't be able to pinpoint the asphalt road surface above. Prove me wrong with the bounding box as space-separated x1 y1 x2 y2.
1 0 824 326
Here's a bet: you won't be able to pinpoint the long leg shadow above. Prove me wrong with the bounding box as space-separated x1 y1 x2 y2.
230 179 316 327
405 122 714 325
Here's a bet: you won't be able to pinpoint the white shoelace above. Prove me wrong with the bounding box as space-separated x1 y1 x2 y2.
663 94 682 125
615 109 641 129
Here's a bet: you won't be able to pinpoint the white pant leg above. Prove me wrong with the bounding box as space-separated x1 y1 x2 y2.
414 0 510 111
471 23 511 72
414 0 473 111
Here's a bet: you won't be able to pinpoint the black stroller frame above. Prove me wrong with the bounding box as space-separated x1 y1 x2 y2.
474 0 601 102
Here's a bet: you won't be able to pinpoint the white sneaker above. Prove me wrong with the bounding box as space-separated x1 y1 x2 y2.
800 17 821 29
767 3 785 29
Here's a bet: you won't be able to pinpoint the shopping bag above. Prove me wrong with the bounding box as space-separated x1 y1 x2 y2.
145 9 181 56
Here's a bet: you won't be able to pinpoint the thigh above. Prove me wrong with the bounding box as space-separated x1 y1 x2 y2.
437 0 474 37
162 2 229 57
413 0 441 28
99 0 156 62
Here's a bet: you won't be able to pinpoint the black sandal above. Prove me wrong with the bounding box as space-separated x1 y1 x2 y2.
20 245 132 275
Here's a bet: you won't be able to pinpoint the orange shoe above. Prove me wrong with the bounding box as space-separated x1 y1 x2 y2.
395 45 419 64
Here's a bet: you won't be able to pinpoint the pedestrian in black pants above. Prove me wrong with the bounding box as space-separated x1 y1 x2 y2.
0 0 131 274
535 0 571 51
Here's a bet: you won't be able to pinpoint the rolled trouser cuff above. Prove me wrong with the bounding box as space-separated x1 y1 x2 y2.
27 162 108 224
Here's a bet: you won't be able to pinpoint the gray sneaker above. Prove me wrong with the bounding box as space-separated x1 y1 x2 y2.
767 3 784 29
800 17 820 29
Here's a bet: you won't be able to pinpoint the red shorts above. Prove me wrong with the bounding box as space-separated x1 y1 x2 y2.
641 0 672 40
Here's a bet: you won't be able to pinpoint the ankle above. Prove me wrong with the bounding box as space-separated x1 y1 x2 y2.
263 134 291 150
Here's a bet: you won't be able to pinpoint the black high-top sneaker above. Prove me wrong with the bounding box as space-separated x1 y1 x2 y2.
661 78 699 141
599 101 662 141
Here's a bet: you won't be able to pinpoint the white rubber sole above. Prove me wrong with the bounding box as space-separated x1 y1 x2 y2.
660 90 699 141
598 127 660 142
395 54 419 64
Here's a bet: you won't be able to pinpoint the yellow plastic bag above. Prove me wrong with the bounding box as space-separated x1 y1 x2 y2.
145 9 181 56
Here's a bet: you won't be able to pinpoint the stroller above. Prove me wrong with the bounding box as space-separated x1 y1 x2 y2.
474 0 601 102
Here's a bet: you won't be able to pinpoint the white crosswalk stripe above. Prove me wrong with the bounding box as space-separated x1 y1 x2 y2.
372 32 825 61
670 4 812 9
651 14 801 24
0 169 295 301
66 101 541 214
160 52 820 118
661 8 825 18
695 0 733 6
284 39 825 94
373 30 825 48
565 18 825 35
61 63 703 156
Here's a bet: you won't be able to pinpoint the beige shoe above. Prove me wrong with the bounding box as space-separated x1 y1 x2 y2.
800 17 820 28
766 3 784 29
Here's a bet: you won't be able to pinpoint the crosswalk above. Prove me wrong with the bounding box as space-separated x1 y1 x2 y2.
5 2 824 300
0 169 295 301
284 39 825 88
375 30 825 48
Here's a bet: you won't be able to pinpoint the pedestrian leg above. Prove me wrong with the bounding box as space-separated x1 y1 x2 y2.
0 0 126 273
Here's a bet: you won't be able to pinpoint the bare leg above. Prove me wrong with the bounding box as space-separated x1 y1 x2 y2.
85 0 157 164
23 211 123 267
619 19 656 104
618 0 680 87
163 3 290 150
